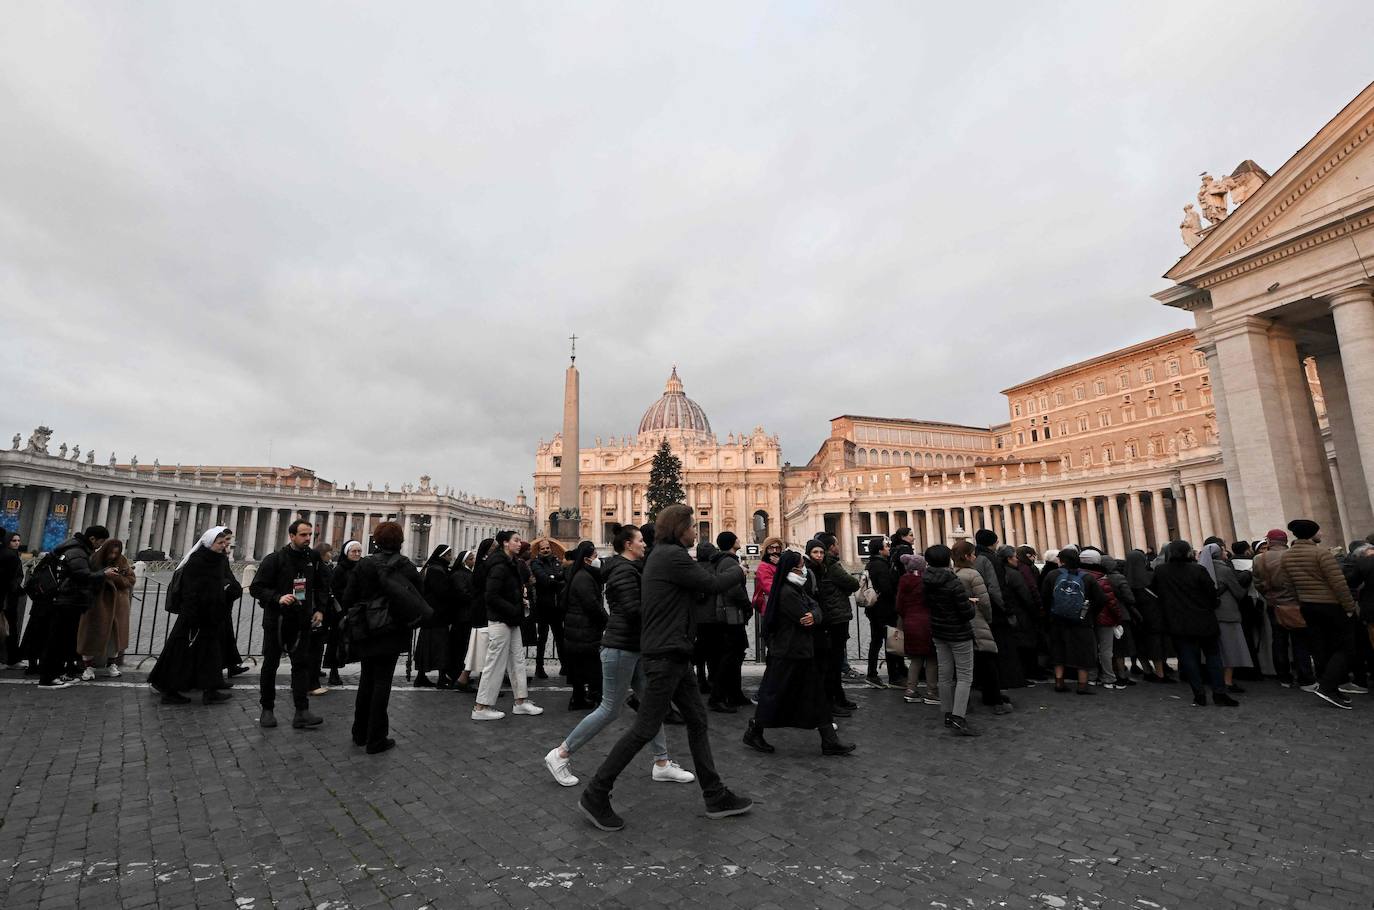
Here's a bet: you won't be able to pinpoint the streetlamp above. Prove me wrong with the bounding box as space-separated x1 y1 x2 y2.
410 514 432 559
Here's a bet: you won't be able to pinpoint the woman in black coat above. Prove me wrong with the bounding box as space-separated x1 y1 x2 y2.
745 549 853 755
1152 540 1236 708
341 521 433 753
561 541 607 710
456 538 495 691
149 526 242 705
414 545 458 688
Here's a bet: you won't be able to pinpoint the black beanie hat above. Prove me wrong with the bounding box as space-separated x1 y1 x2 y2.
716 530 738 551
975 529 998 548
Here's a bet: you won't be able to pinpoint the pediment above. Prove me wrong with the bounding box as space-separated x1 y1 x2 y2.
1167 81 1374 282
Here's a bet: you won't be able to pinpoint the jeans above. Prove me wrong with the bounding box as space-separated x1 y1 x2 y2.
1301 602 1355 695
1270 606 1315 683
352 653 398 746
934 638 973 718
709 625 748 704
1093 626 1117 683
906 653 939 699
260 611 313 711
586 655 724 803
476 622 528 706
867 616 907 682
1173 634 1224 695
565 647 669 759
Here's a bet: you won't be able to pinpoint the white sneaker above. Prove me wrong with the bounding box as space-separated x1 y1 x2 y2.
80 666 96 682
921 696 941 706
37 679 73 690
1338 683 1369 695
512 701 544 716
59 674 78 685
544 748 579 787
106 665 122 678
309 686 329 696
652 761 696 784
471 707 505 721
1300 683 1320 693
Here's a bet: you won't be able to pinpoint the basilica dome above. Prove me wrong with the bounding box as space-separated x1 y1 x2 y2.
637 367 713 443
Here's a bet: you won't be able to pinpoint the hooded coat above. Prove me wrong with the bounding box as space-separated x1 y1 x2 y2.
561 559 606 657
1152 542 1221 638
76 542 135 658
925 566 975 643
599 553 645 651
956 565 997 653
896 569 933 657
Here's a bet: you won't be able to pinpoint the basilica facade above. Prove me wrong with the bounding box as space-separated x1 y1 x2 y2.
532 368 786 546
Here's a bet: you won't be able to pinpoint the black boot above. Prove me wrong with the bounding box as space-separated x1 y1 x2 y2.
742 719 774 754
328 669 343 686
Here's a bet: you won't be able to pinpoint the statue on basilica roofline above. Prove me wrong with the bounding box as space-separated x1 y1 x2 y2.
25 426 53 455
11 433 19 450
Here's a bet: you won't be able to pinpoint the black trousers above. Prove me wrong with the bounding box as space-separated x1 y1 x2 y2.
536 609 565 671
566 651 602 703
1174 634 1224 695
866 615 907 681
353 653 398 747
586 655 724 803
695 622 724 689
39 603 81 684
3 595 23 665
1301 602 1355 695
222 622 244 670
260 612 312 711
973 650 1004 706
709 625 748 704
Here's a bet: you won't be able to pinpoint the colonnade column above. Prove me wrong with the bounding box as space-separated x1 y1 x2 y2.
115 497 133 545
922 510 935 550
1085 496 1102 551
1041 500 1059 551
1126 492 1146 553
1149 492 1169 550
1183 487 1203 545
1194 483 1215 542
28 488 52 550
158 501 177 555
71 492 89 534
264 509 282 556
1063 498 1079 549
1106 495 1126 557
179 503 199 556
94 494 111 529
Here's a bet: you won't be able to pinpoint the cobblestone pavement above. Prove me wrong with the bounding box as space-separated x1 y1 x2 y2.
1 667 1371 910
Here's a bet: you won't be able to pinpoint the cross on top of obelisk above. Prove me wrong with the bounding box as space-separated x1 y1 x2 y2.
570 332 577 364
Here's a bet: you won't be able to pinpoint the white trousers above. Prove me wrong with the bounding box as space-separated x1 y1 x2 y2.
476 622 528 706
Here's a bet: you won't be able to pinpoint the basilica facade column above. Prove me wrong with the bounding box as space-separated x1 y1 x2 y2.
1328 285 1374 527
1127 492 1146 553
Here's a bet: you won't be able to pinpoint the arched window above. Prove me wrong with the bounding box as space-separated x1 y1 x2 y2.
902 451 913 466
880 450 891 465
856 448 868 465
869 448 878 463
924 453 934 467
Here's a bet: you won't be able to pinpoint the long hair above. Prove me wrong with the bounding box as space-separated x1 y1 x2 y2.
763 549 805 636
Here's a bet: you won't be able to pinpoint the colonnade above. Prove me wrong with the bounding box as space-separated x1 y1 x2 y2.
820 478 1235 564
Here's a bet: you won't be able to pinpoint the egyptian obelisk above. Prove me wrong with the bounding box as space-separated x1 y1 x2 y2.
560 335 580 537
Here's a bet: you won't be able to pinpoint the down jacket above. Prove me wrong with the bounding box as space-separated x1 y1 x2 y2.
599 554 644 652
817 553 860 626
1277 539 1356 612
925 566 974 643
561 563 606 658
956 566 997 653
896 570 933 657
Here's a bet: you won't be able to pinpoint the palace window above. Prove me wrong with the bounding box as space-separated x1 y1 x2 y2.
754 452 765 465
1094 379 1106 396
1102 445 1114 463
1147 399 1160 418
1125 440 1138 459
1098 410 1111 428
1039 395 1049 411
1194 351 1206 369
1080 449 1092 466
1141 365 1155 382
1031 429 1039 442
1172 394 1186 413
1074 385 1086 401
1016 432 1025 445
855 449 867 466
1117 374 1129 391
1054 390 1065 406
1058 420 1068 436
1076 415 1089 432
1013 403 1022 417
1122 405 1135 423
1167 359 1181 377
1028 399 1037 415
1201 387 1213 406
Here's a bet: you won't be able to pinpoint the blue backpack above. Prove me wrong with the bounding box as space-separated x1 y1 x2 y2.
1050 569 1090 624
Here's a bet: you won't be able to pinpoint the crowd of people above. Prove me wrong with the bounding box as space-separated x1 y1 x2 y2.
3 506 1372 827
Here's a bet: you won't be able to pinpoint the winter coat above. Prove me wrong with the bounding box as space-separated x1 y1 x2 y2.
817 553 859 626
180 545 243 625
639 541 744 659
715 552 752 625
76 549 135 658
973 546 1005 613
1153 560 1220 638
1001 565 1038 649
1348 553 1374 622
561 563 606 657
483 549 525 627
1213 561 1249 623
249 544 329 617
51 534 106 611
896 571 933 657
1252 546 1297 607
769 580 822 660
1085 569 1122 627
450 565 475 625
692 543 723 626
956 566 997 653
1276 540 1356 612
530 554 565 616
865 553 897 626
1039 566 1107 625
925 566 975 643
752 559 777 615
421 559 461 625
600 554 645 652
342 550 430 659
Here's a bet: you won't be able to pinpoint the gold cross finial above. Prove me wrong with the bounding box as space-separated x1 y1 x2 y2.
570 333 578 364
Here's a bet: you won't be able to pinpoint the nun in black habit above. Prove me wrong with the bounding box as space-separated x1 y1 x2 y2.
149 526 243 705
743 550 854 755
414 545 458 688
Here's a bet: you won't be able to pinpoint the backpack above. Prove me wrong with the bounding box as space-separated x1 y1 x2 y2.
164 567 185 614
1050 569 1090 624
855 571 879 609
21 551 66 601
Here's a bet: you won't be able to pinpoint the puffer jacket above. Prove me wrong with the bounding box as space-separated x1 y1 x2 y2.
818 553 859 626
896 570 933 657
925 566 974 643
50 534 106 611
1253 546 1297 607
1085 569 1122 627
599 554 644 652
692 543 722 625
1277 540 1356 612
561 563 606 657
483 549 525 627
865 552 897 626
956 566 997 653
752 558 777 615
1001 565 1038 649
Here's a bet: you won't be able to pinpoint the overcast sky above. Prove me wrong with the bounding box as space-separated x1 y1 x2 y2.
4 2 1372 499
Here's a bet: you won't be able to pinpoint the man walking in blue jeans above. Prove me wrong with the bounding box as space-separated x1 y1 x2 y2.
578 504 752 831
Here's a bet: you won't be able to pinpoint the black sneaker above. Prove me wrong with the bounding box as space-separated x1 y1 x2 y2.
742 721 774 754
228 664 250 677
821 739 856 756
1227 684 1246 695
366 738 397 755
704 790 753 819
1192 692 1207 707
943 712 954 728
37 679 74 690
292 709 324 729
1211 692 1240 707
949 716 980 737
1314 688 1353 710
578 793 624 831
863 674 887 690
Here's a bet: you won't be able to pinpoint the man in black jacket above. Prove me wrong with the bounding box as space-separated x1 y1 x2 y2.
249 519 328 729
816 532 860 711
530 541 565 679
709 531 752 711
579 504 752 831
38 525 114 689
864 538 906 689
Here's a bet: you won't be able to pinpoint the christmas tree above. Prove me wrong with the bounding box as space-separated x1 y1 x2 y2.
647 440 685 521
